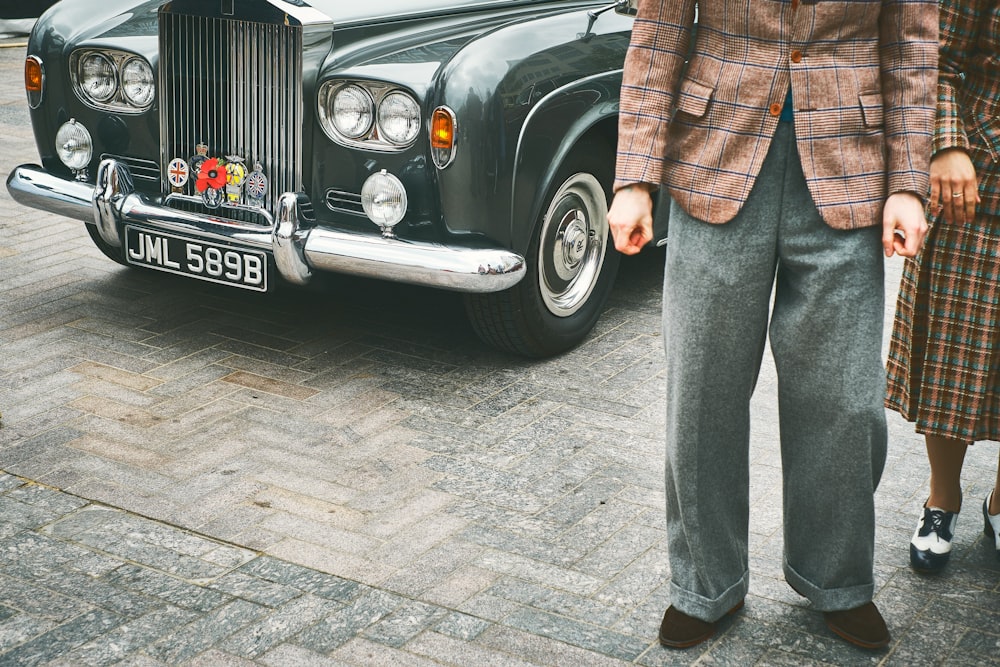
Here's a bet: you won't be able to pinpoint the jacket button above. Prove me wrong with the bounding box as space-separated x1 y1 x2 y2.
769 103 783 117
791 50 803 63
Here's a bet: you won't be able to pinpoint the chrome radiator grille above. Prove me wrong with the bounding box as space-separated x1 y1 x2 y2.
158 11 303 221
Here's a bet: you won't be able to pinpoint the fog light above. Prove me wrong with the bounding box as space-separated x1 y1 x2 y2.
55 119 93 177
361 170 407 237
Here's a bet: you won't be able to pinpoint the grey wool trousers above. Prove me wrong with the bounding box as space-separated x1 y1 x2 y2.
662 122 888 622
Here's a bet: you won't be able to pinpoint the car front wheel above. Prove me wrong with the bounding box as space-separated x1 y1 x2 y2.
465 143 620 357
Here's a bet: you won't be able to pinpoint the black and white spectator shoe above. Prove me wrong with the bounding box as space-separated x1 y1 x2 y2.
983 492 1000 560
910 505 959 574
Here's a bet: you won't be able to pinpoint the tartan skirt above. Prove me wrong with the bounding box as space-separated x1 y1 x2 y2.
885 154 1000 443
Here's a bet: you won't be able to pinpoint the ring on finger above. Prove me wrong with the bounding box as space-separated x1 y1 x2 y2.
952 192 963 198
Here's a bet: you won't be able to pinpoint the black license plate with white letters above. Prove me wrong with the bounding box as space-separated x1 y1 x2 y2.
124 226 267 291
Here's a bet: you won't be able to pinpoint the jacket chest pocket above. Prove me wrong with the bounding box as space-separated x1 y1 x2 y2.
859 93 883 128
675 78 715 119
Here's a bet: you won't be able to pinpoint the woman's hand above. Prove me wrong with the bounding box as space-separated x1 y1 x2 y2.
929 148 980 224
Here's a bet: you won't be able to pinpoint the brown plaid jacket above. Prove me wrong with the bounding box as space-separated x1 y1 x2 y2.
615 0 939 230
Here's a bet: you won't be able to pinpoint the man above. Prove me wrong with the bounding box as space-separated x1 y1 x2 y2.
608 0 936 650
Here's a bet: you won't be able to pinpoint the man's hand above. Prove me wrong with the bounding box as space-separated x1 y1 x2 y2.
608 183 654 255
929 148 979 225
882 191 928 258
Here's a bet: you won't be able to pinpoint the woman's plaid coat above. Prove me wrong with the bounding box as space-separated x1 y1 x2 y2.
886 0 1000 441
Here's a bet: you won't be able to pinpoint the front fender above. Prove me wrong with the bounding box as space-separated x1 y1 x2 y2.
433 5 631 249
510 71 621 253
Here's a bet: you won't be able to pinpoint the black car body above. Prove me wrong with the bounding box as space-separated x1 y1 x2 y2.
7 0 659 357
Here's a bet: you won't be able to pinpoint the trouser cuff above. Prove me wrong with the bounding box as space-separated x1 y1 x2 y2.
669 571 749 623
784 562 874 612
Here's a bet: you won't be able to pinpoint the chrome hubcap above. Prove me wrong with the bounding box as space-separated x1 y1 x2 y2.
537 173 608 317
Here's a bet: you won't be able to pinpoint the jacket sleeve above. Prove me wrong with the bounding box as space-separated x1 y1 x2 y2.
933 0 984 155
614 0 697 192
878 0 938 198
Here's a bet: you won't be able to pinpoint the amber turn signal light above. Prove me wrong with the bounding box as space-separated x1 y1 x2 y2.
430 106 457 169
25 58 42 92
25 56 44 109
431 108 453 149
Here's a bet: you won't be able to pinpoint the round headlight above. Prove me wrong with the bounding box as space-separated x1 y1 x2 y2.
120 57 154 108
79 52 117 103
55 119 93 171
361 170 407 231
332 84 374 139
377 91 420 145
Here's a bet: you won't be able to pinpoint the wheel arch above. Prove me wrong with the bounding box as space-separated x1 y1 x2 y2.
510 71 621 255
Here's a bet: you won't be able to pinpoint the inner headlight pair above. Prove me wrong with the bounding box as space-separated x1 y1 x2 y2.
71 50 154 112
318 81 420 149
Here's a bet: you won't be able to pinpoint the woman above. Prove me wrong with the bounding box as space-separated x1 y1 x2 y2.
885 0 1000 574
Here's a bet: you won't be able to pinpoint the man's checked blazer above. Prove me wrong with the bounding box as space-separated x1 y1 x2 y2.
614 0 938 230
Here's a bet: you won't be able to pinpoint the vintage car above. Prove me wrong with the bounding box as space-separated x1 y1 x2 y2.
7 0 662 357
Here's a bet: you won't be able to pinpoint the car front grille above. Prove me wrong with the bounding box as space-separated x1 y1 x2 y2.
103 154 160 190
158 8 303 224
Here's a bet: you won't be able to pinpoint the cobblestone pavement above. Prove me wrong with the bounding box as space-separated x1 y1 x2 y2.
1 35 999 666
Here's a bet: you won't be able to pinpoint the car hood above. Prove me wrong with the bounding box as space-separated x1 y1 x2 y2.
38 0 565 41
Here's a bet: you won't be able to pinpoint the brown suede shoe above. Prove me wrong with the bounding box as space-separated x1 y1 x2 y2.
823 601 890 649
658 601 744 649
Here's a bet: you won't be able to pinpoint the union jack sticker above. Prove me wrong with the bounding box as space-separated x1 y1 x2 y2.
167 158 189 188
245 165 268 205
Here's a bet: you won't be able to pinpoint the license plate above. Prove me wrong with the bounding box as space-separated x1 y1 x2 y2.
124 226 267 291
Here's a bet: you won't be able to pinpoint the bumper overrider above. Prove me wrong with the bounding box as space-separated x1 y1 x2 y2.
6 159 526 293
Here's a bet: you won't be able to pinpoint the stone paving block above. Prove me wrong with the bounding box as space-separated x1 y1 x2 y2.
54 605 199 667
329 636 443 667
957 626 1000 661
0 613 58 654
417 564 498 609
222 371 319 402
207 571 305 608
104 564 232 612
148 364 239 398
359 599 449 649
380 540 483 598
251 486 367 531
408 630 544 667
476 624 636 667
259 643 352 667
474 549 605 597
365 511 467 570
0 531 120 580
34 567 167 618
145 599 269 664
0 608 124 666
434 611 492 642
266 543 389 588
258 513 382 558
219 594 344 659
456 591 524 624
68 434 172 469
0 573 91 622
0 495 60 530
448 501 561 539
49 504 255 565
181 648 261 666
503 607 648 662
292 588 402 654
237 556 362 603
533 476 627 530
0 471 25 494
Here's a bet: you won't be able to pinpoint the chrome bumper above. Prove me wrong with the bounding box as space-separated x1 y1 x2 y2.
6 160 526 293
